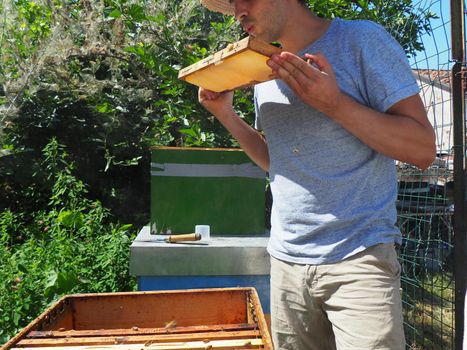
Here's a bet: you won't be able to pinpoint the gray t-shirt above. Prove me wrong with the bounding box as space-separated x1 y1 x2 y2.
254 18 419 264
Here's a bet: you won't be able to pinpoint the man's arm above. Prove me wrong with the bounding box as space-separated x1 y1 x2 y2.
267 52 436 170
198 88 270 171
334 92 435 169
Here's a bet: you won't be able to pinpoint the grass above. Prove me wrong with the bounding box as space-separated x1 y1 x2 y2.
402 272 455 349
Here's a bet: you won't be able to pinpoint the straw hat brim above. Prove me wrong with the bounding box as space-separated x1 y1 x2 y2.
200 0 235 15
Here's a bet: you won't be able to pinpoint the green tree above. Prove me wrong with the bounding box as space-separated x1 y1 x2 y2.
306 0 435 56
0 0 434 222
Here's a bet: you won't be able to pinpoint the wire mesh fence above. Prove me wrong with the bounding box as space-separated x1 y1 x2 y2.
397 1 464 348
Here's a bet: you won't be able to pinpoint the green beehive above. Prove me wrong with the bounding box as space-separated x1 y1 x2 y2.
150 147 266 235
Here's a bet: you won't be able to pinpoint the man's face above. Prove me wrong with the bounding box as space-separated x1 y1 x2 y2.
232 0 287 43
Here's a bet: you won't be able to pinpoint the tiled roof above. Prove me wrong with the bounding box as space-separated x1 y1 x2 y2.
413 69 451 90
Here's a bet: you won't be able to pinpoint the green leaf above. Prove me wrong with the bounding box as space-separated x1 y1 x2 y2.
128 5 145 22
17 263 28 274
119 224 133 232
96 102 113 113
44 270 79 298
178 128 197 137
108 9 122 19
12 313 21 326
58 211 84 229
44 270 58 293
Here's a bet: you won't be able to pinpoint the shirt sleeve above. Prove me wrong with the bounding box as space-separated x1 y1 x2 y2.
356 21 420 112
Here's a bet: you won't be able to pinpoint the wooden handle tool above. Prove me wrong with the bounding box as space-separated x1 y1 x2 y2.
166 233 202 243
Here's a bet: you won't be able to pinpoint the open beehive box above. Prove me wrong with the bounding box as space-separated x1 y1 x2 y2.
178 36 282 92
2 288 272 350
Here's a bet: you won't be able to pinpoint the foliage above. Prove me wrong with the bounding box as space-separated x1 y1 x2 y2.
0 0 434 223
0 0 53 80
307 0 436 57
0 139 136 343
0 0 248 225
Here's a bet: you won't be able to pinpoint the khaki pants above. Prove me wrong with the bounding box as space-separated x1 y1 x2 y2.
270 244 405 350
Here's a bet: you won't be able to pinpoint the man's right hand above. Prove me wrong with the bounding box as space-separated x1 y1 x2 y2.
198 87 234 119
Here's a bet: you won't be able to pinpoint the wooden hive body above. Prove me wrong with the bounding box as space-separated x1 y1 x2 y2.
178 37 282 92
2 288 272 350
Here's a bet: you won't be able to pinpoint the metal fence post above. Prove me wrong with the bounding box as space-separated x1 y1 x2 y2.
450 1 466 349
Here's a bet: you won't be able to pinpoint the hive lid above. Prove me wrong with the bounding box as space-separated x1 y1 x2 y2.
178 36 282 92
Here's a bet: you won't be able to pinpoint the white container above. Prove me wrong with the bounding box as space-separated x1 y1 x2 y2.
195 225 210 242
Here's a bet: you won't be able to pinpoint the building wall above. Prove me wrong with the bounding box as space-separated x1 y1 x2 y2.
416 74 453 154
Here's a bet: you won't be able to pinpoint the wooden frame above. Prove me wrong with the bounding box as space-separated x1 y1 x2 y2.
2 288 272 350
178 37 282 92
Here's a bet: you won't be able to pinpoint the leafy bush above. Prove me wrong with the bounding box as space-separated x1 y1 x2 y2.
0 139 136 343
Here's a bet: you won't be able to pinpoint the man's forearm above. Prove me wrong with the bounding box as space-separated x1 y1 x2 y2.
329 94 436 170
216 110 270 172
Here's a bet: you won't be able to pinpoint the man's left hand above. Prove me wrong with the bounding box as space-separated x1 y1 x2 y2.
267 52 344 116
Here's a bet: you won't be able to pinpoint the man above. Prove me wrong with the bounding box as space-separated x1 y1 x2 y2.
198 0 436 349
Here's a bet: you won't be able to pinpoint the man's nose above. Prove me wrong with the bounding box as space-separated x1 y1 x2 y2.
233 0 248 21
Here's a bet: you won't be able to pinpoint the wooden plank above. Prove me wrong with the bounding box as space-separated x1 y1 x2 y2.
16 330 261 347
68 289 248 330
246 289 273 350
178 36 282 92
12 338 264 350
27 323 257 338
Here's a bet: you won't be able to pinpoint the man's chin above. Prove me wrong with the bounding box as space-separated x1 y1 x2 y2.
251 33 268 42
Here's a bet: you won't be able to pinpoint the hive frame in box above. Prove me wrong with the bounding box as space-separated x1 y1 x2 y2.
178 36 282 92
2 287 272 350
